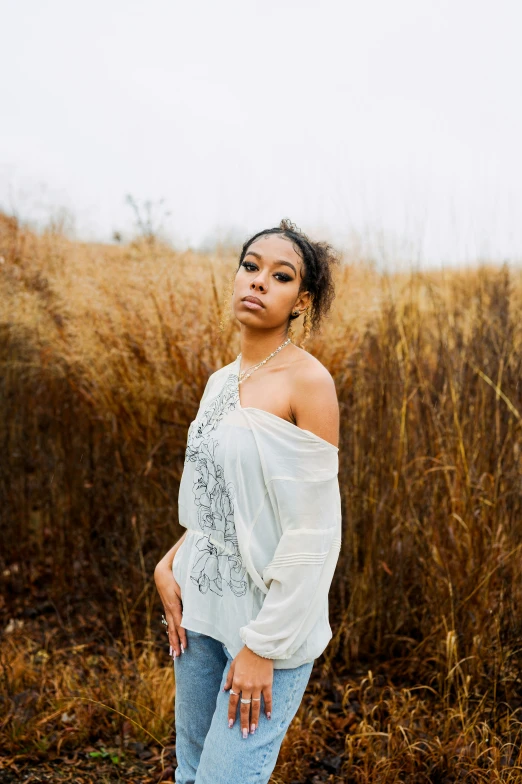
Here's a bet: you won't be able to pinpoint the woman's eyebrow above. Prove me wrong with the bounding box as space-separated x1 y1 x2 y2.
244 250 297 275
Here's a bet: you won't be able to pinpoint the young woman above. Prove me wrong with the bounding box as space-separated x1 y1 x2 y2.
154 219 342 784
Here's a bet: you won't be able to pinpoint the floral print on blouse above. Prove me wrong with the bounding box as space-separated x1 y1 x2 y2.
184 372 247 598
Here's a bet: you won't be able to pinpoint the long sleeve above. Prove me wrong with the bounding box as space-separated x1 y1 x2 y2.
238 413 342 661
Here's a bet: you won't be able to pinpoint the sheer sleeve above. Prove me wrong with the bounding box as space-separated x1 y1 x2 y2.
238 415 342 661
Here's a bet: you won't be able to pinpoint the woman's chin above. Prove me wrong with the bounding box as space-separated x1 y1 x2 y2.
234 311 266 327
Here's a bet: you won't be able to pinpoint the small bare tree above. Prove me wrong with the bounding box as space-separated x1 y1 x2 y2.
125 194 171 248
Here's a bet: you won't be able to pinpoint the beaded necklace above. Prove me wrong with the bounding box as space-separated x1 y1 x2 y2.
237 337 292 385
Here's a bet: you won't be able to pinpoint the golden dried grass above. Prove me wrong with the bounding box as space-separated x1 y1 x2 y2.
1 213 522 780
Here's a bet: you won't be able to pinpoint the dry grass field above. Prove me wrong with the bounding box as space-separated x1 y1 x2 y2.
1 211 522 783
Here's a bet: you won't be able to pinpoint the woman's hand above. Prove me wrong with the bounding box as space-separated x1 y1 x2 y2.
154 562 187 658
223 645 273 737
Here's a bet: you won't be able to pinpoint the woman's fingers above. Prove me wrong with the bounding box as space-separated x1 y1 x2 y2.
227 686 239 729
164 596 186 658
165 612 181 657
160 581 188 657
227 684 271 734
239 690 252 738
170 597 188 651
156 568 187 659
263 685 272 719
249 693 262 733
178 625 188 651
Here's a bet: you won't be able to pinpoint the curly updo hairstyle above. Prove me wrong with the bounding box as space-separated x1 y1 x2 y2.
237 218 340 336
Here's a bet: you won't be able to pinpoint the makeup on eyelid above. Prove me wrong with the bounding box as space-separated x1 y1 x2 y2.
240 262 292 282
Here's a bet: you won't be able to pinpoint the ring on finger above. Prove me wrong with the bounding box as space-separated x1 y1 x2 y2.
240 698 252 704
251 697 261 701
230 689 239 695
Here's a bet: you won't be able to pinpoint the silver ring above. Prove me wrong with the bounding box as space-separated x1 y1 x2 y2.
252 697 261 701
230 689 239 696
240 698 252 704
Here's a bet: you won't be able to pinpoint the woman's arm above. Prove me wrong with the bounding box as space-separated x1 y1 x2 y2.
224 365 342 737
154 530 188 575
290 359 339 447
238 364 342 660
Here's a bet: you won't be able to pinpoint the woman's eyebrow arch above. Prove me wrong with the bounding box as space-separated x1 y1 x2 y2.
244 250 297 274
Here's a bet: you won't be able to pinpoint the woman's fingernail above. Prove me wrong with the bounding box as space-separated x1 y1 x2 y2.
169 646 172 656
267 712 271 719
242 728 248 738
228 719 233 728
250 723 256 734
173 650 177 659
180 643 184 654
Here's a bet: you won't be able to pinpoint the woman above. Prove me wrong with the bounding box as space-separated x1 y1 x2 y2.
154 219 342 784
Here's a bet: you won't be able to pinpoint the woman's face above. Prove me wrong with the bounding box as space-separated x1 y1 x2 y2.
231 234 310 330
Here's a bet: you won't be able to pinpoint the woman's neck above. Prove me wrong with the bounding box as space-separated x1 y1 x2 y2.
238 327 290 369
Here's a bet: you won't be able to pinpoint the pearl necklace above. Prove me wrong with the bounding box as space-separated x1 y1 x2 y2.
237 337 292 385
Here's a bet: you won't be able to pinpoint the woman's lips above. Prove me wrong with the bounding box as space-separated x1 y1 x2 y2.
241 299 264 310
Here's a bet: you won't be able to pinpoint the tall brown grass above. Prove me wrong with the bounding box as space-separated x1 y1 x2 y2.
1 211 522 782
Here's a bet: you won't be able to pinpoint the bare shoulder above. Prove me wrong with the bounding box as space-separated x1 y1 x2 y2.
288 349 339 447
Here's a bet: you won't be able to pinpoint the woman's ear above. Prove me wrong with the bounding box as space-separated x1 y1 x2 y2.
294 290 311 313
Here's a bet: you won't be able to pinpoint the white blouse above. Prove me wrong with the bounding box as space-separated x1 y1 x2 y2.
172 356 342 669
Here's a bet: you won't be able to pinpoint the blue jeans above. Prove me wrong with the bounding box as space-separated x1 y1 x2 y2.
173 628 315 784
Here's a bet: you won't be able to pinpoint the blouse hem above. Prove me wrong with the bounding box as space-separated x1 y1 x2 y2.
180 615 317 670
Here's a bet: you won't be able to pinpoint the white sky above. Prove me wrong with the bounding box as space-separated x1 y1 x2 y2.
1 0 521 268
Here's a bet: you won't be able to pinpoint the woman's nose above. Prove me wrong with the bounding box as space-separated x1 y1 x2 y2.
250 278 265 291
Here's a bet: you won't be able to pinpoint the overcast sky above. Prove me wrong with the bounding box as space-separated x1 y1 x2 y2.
1 0 521 268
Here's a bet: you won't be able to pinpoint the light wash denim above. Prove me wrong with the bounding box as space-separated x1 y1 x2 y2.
173 628 315 784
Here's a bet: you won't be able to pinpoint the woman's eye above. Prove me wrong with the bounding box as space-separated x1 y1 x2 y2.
240 262 292 282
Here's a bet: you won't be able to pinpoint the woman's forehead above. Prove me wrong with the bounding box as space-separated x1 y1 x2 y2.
248 235 304 265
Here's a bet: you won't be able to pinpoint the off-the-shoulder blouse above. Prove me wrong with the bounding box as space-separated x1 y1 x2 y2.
172 356 342 669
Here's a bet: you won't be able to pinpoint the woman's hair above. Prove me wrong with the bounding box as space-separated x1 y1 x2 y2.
237 218 340 333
